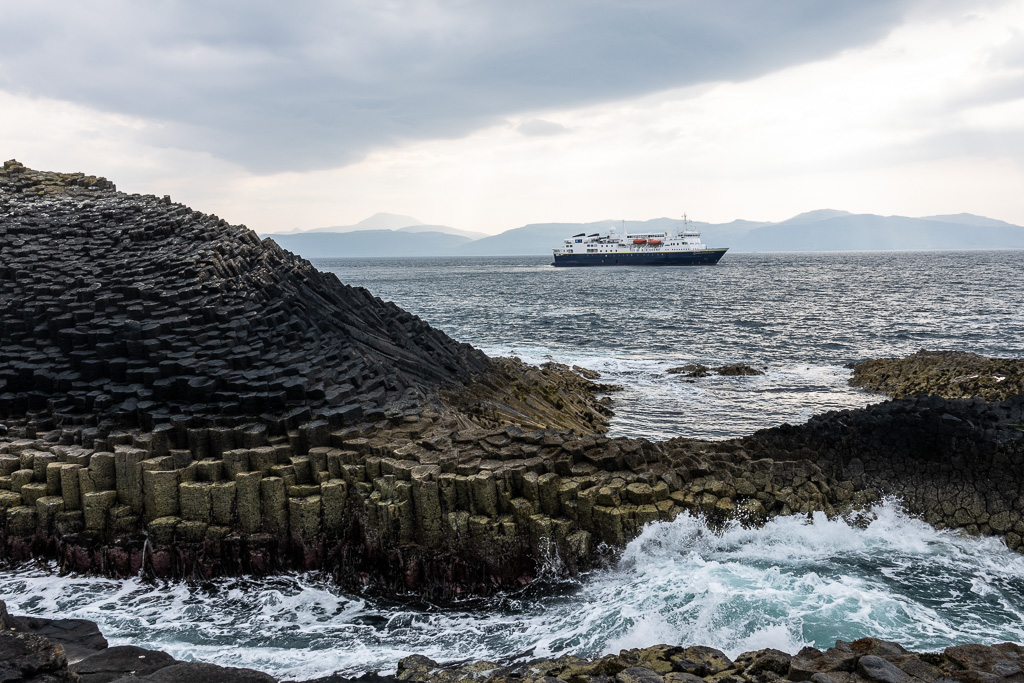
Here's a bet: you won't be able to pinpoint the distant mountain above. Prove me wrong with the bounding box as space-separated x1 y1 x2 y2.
776 209 853 225
306 212 423 233
269 211 1024 257
734 213 1024 252
274 212 486 242
454 223 587 256
398 224 489 240
265 229 472 258
922 213 1020 229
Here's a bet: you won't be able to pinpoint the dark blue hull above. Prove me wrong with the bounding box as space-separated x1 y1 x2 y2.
552 248 728 267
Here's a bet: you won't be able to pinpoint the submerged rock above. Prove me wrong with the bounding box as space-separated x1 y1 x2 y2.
666 364 766 377
713 364 766 376
667 364 711 377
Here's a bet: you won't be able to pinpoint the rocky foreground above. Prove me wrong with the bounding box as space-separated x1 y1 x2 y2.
5 598 1024 683
2 162 1024 681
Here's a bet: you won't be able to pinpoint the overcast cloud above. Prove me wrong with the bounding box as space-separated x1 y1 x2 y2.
0 1 921 172
1 0 1021 233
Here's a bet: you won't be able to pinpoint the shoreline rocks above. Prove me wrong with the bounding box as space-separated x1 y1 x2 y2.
2 387 1021 598
5 599 1024 683
850 350 1024 401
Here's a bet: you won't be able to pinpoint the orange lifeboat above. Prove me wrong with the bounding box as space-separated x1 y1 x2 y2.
633 238 647 245
648 239 663 246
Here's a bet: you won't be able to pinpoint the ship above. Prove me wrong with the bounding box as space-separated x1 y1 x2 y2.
552 215 727 267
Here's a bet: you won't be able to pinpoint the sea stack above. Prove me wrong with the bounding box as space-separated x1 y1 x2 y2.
0 160 614 596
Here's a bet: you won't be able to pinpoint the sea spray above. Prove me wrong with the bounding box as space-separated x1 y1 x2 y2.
3 502 1023 680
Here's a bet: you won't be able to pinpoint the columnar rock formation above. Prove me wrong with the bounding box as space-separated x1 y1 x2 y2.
745 394 1024 548
0 160 606 595
2 390 1021 598
0 159 607 434
1 161 1023 600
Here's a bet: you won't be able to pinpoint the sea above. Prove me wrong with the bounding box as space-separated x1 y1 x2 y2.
3 250 1024 680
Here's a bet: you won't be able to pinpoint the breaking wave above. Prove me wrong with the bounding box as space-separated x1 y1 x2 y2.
4 502 1024 680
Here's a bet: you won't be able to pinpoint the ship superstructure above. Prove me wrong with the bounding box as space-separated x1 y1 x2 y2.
552 216 727 267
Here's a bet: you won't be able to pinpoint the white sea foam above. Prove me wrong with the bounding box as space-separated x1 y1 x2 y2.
3 502 1024 679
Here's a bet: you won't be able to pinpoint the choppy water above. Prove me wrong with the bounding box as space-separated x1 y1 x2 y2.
4 251 1024 679
3 504 1024 680
316 251 1024 439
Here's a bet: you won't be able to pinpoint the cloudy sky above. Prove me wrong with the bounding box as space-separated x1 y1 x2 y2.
2 0 1022 234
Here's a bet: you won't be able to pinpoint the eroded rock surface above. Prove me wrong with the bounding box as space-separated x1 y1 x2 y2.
850 350 1024 401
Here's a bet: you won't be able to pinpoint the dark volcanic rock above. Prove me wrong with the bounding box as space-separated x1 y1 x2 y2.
71 645 176 682
0 159 489 430
713 364 765 376
743 393 1024 550
0 631 77 682
667 364 711 378
0 161 612 599
666 364 765 377
15 614 107 663
0 598 108 668
113 661 276 682
328 639 1024 683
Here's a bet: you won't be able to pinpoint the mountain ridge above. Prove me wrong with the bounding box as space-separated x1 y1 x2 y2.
267 211 1024 258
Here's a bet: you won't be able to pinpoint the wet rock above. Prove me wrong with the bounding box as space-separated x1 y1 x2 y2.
715 364 765 376
944 644 1024 677
114 660 277 682
788 647 858 680
846 639 909 658
618 666 666 683
669 647 733 677
667 365 711 378
13 614 108 664
734 649 793 678
0 630 76 683
856 655 914 683
71 645 177 682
